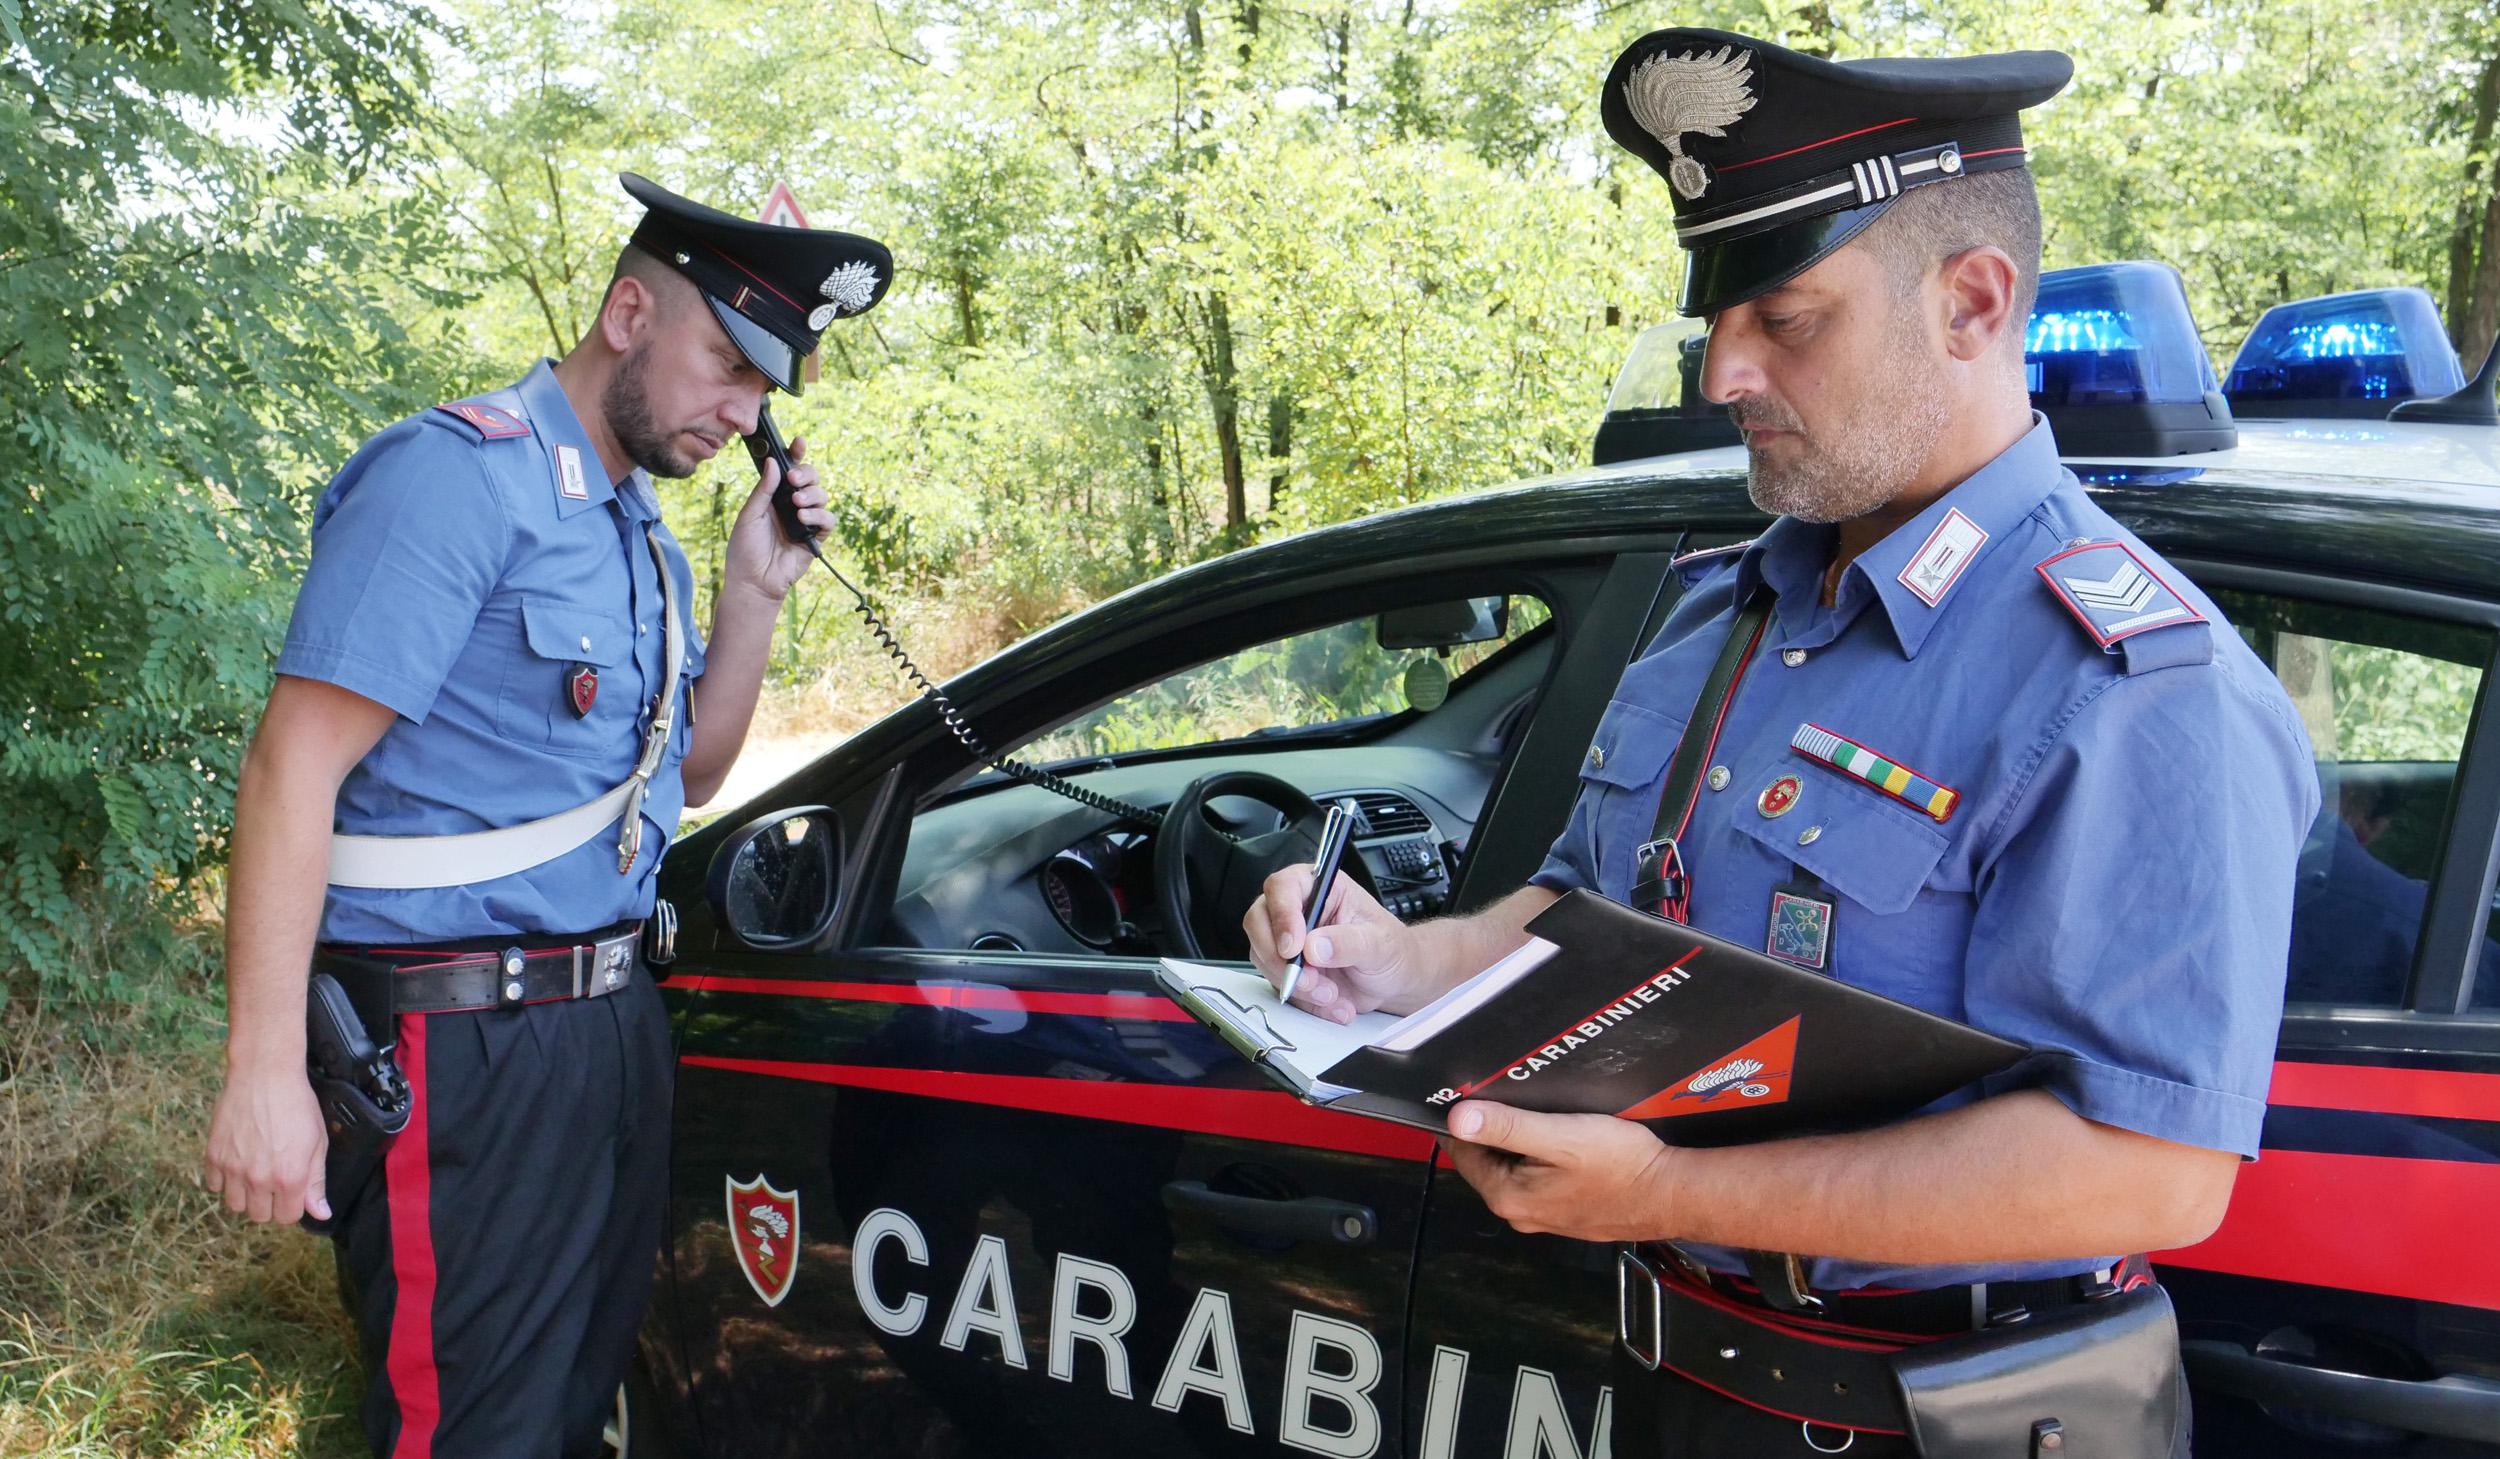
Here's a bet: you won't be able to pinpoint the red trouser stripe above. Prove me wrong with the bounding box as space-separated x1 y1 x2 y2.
385 1015 441 1458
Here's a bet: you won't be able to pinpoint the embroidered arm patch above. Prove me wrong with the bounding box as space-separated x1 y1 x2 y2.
432 401 532 440
2036 540 2204 649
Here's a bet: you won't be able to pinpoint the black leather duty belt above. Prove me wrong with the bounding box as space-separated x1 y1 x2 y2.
315 923 643 1015
1616 1247 2140 1440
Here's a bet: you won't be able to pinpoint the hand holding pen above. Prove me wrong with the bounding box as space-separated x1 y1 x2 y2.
1279 805 1355 1006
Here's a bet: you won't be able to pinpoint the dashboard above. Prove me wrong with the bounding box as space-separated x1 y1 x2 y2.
878 745 1503 956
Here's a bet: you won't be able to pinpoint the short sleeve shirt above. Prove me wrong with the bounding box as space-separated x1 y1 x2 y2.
277 360 709 943
1531 417 2319 1291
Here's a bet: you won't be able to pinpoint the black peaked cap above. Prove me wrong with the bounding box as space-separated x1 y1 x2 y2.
1601 29 2072 316
621 173 893 396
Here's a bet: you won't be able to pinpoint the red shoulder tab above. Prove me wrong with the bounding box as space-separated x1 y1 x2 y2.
432 401 532 440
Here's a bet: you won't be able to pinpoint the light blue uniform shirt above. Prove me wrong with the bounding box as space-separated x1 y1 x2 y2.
1532 418 2318 1291
278 361 708 944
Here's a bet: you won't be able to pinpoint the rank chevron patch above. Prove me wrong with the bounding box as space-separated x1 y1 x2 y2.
2036 540 2205 649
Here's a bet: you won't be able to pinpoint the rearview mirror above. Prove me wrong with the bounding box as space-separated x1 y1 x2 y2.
708 806 844 950
1376 596 1509 651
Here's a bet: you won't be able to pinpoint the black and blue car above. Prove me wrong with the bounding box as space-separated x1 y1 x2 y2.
619 267 2500 1458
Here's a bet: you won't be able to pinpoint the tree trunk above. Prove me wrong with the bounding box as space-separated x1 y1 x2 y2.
2450 48 2500 367
1202 293 1246 529
954 266 982 349
1265 392 1292 509
1180 5 1247 530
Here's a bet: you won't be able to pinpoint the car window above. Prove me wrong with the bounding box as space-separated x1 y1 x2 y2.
1021 596 1552 761
880 593 1555 958
2214 590 2496 1009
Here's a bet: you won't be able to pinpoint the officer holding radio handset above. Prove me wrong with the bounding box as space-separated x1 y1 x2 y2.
202 175 888 1458
1248 29 2317 1458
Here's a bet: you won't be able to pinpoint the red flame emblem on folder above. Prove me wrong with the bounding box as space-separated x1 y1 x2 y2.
1619 1015 1800 1120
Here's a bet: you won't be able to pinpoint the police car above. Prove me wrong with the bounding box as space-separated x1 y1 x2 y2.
616 265 2500 1458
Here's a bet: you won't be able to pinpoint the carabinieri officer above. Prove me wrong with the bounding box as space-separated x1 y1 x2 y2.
202 176 890 1457
1245 29 2318 1458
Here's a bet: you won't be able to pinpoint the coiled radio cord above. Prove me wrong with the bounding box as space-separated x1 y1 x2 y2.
800 539 1165 830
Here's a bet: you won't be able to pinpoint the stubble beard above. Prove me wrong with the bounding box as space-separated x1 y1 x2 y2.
603 341 701 480
1737 298 1953 526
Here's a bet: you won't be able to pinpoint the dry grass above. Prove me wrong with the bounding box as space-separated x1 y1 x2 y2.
1 911 362 1458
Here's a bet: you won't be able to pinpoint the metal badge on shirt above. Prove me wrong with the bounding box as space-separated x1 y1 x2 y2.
1767 876 1835 970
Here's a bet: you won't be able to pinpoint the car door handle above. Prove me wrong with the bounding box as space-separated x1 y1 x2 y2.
2181 1339 2500 1443
1160 1181 1377 1247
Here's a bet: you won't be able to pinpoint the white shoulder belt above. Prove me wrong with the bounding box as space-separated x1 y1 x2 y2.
326 524 688 889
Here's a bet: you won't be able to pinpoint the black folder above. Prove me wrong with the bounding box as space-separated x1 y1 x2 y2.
1156 889 2025 1145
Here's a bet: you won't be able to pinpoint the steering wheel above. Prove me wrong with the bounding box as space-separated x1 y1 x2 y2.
1153 771 1377 961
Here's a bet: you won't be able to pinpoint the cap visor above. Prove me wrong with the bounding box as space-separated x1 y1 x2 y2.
706 296 803 396
1678 201 1893 317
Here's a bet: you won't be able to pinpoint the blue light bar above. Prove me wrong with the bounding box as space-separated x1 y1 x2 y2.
2224 288 2465 419
2026 261 2236 457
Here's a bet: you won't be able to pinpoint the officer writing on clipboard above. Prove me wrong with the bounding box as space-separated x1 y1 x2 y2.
200 177 888 1457
1247 31 2317 1458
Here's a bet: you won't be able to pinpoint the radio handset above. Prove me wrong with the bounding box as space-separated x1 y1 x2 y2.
745 400 818 551
741 400 1159 829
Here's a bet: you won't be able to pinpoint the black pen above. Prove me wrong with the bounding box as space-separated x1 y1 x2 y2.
1281 804 1354 1006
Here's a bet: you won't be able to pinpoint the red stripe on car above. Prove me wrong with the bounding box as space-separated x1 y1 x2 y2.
2268 1060 2500 1123
679 1055 1439 1162
2158 1148 2500 1310
670 974 1197 1023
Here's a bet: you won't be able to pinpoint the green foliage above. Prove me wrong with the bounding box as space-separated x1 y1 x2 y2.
8 0 2500 998
0 0 465 995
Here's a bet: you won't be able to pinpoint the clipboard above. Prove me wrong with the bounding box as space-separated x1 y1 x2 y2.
1156 889 2027 1146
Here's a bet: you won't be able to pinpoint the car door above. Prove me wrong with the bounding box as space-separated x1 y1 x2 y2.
2146 565 2500 1458
657 547 1679 1458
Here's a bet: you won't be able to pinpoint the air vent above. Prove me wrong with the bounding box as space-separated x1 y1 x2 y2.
1342 790 1433 839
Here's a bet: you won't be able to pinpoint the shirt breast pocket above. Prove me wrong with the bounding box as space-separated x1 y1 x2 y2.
1730 761 1951 917
498 596 635 758
1574 698 1687 892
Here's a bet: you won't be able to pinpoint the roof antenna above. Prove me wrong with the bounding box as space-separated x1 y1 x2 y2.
2389 335 2500 427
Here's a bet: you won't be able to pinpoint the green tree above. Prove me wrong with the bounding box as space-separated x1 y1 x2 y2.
0 0 463 995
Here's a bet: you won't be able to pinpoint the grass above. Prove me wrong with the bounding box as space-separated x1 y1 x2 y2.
0 904 364 1458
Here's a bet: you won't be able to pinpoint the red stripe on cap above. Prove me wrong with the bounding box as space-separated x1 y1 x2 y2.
1956 146 2027 162
698 241 804 312
2268 1061 2500 1123
679 1055 1439 1161
2157 1148 2500 1310
1717 117 1918 174
669 974 1195 1023
384 1016 440 1458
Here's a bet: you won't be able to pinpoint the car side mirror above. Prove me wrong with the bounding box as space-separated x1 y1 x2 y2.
1376 596 1509 651
708 806 844 950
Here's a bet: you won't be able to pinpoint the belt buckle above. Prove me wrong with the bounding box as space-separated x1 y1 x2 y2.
1616 1247 1665 1371
1635 837 1685 903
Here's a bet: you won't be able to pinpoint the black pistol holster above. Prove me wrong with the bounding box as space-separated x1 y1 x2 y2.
301 969 410 1234
1890 1283 2183 1459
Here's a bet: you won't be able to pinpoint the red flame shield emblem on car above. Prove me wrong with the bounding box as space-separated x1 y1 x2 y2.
1617 1015 1800 1121
727 1174 800 1306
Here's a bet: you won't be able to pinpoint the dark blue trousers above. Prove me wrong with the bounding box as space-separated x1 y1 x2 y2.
324 967 673 1459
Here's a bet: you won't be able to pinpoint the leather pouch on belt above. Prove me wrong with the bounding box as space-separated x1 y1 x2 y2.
1889 1284 2182 1458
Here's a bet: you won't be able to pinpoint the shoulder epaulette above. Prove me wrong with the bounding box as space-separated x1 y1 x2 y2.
430 399 532 441
2036 539 2211 673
